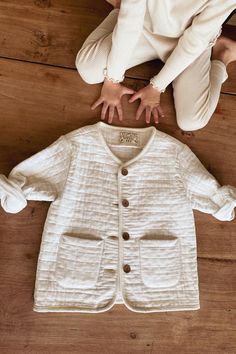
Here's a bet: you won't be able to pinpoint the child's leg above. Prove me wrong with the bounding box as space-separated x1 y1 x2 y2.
172 48 228 131
75 9 119 84
76 10 158 84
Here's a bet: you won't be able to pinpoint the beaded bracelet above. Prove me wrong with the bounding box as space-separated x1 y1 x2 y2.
103 68 124 84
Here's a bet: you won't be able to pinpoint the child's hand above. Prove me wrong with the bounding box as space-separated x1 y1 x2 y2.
129 84 165 125
91 80 135 124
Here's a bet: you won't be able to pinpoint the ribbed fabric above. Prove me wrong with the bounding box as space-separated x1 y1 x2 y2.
75 2 231 131
105 0 235 90
0 122 235 313
172 50 228 131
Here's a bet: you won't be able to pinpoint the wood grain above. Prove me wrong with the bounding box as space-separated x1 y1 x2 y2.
0 1 235 94
0 2 236 354
0 0 111 67
228 13 236 26
0 203 236 354
0 57 235 240
0 213 236 354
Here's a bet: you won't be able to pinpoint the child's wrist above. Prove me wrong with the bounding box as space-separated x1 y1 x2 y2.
104 78 120 86
103 68 124 84
149 78 166 93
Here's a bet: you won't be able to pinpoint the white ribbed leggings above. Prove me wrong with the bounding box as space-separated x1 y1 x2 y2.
75 9 228 131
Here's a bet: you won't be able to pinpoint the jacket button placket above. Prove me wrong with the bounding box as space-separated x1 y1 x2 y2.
123 264 131 273
121 166 129 242
120 166 131 278
121 167 128 176
122 232 130 240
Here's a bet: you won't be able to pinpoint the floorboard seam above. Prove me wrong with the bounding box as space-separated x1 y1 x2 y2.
0 56 235 95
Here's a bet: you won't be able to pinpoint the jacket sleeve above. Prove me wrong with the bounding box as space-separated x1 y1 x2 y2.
177 144 236 221
0 135 71 214
150 0 236 91
105 0 147 82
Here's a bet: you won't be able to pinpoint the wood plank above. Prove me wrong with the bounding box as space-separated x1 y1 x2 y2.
0 57 235 238
228 13 236 26
0 1 235 94
0 208 236 354
0 228 236 354
0 219 236 354
0 0 111 67
0 57 176 173
0 58 236 354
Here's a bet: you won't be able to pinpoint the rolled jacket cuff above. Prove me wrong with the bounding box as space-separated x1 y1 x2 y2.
0 174 27 213
211 185 236 221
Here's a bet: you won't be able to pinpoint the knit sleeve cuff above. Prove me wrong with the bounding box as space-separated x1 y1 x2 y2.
103 68 124 84
206 26 222 49
211 185 236 221
149 77 166 93
0 174 27 213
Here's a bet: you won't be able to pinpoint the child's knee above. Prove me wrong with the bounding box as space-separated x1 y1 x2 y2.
177 114 209 131
75 51 103 85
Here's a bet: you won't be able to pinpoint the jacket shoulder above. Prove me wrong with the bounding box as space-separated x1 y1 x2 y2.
155 129 187 153
62 123 98 145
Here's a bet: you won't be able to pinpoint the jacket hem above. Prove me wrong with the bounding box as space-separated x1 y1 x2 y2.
33 304 116 313
122 302 200 313
33 303 200 313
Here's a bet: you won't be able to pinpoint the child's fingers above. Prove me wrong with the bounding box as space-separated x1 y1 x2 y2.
108 105 115 124
152 107 159 125
116 104 123 122
145 106 151 124
129 92 141 103
135 103 144 120
91 97 103 110
157 105 165 118
123 87 136 95
101 102 109 120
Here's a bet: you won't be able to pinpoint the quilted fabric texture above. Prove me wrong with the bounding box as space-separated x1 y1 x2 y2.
0 121 235 313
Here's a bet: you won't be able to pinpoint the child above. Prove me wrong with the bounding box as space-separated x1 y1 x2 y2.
76 0 236 130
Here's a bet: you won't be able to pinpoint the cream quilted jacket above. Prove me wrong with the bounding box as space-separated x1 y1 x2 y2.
0 122 235 313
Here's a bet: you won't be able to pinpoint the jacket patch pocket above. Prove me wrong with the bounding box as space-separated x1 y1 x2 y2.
55 234 104 289
139 236 181 289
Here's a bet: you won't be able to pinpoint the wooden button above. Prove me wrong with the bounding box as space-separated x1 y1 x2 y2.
121 168 128 176
122 199 129 207
122 232 130 240
123 264 131 273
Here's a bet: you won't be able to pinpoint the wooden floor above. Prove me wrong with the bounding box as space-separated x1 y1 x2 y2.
0 2 236 353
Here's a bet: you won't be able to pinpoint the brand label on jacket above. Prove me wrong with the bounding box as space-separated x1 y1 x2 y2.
119 131 140 146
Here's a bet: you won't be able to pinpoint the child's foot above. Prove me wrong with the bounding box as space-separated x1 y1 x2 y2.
212 36 236 67
105 0 121 9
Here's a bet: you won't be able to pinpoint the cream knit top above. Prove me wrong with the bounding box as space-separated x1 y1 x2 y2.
106 0 236 90
0 122 235 313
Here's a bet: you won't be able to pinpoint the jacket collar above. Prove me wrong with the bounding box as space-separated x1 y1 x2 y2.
96 121 157 166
